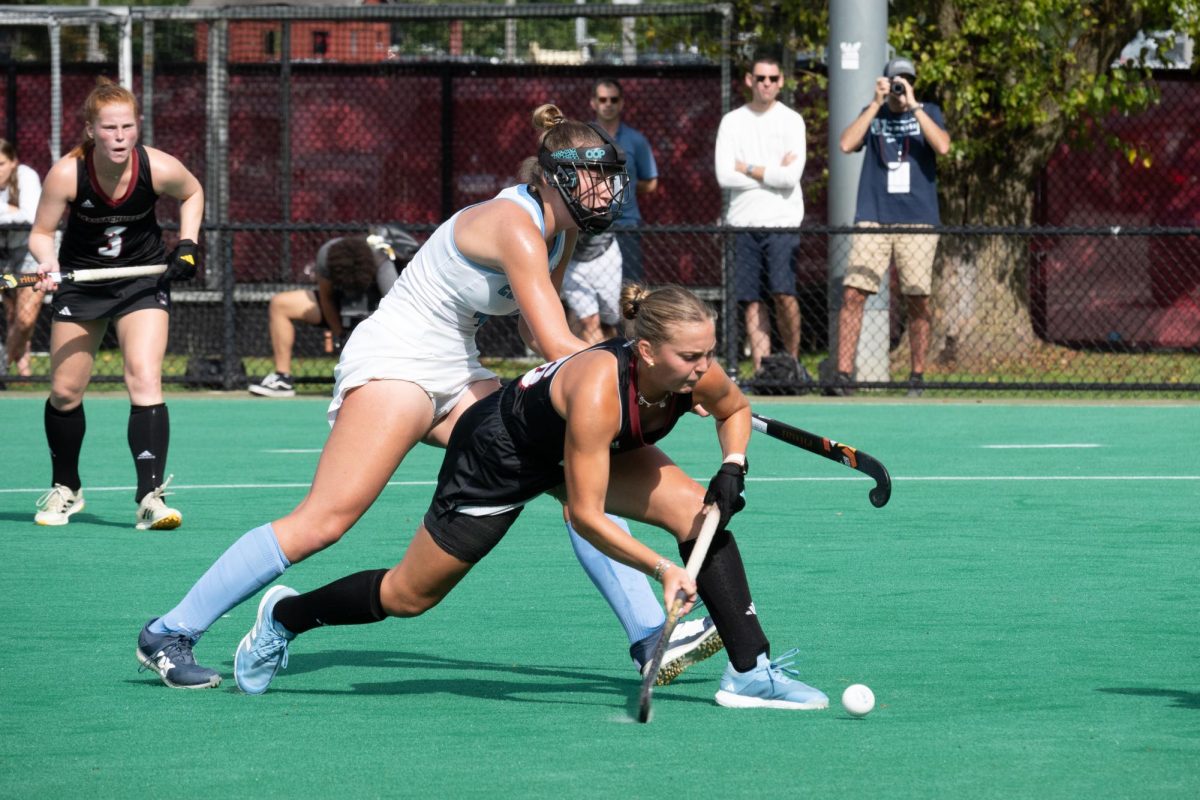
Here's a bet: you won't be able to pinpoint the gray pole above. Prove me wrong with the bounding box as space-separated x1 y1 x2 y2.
719 4 737 375
49 21 61 162
142 20 154 147
827 0 888 383
280 21 292 281
118 9 133 91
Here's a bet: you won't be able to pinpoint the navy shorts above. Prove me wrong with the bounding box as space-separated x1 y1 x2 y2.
733 231 800 303
615 229 644 284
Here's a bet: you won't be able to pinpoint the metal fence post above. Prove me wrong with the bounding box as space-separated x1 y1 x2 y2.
279 20 291 280
827 0 888 384
141 19 154 146
49 20 61 161
719 3 737 376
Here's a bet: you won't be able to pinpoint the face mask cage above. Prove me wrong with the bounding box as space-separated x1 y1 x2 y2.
538 136 629 234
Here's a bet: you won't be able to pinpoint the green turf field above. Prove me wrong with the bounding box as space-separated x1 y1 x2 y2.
1 394 1197 798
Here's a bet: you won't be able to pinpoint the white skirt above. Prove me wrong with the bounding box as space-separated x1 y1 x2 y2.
327 315 497 426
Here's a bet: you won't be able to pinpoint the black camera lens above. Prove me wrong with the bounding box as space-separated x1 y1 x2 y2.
890 80 905 95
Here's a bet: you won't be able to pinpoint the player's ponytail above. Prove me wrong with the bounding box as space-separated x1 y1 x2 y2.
518 103 605 185
621 284 715 346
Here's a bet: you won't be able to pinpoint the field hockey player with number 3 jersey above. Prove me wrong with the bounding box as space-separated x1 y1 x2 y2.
27 78 204 531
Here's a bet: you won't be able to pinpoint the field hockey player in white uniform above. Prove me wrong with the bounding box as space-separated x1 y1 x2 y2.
135 103 720 689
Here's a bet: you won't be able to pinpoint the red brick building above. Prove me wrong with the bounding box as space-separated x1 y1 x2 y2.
190 0 392 63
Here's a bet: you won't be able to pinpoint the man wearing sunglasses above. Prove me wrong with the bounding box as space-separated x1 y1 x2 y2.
589 78 658 284
715 55 807 378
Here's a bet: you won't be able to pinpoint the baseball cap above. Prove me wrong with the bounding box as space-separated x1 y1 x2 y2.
884 57 916 79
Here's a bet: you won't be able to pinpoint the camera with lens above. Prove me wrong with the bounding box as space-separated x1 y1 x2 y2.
890 79 906 96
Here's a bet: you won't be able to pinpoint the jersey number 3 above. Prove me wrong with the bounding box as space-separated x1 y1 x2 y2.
98 225 127 258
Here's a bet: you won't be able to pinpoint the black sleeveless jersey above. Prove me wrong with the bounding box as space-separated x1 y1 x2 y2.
56 145 166 271
502 337 691 465
427 338 693 519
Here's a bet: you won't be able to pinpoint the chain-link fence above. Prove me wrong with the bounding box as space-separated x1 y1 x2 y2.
0 4 1196 395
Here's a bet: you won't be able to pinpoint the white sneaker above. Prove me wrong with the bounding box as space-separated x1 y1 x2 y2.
136 475 182 531
35 484 85 526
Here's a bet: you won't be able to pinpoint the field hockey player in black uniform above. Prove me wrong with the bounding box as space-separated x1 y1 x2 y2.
233 284 829 711
28 78 204 530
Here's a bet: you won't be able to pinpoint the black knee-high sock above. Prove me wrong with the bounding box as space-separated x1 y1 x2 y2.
273 569 389 636
45 400 85 491
128 403 169 502
679 529 769 672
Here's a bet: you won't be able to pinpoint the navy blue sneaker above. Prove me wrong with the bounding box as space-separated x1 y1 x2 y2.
632 615 725 687
136 620 221 689
234 585 298 695
714 649 828 710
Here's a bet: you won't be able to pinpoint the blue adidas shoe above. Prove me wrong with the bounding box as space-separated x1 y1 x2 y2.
136 619 221 689
714 649 828 710
234 585 298 695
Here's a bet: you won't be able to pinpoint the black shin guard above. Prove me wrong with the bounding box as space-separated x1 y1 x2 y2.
679 529 769 672
44 401 85 491
128 403 169 502
273 569 388 636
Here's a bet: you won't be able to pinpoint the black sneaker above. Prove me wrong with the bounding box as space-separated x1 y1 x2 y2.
907 372 925 398
824 371 854 397
136 620 222 689
248 372 295 398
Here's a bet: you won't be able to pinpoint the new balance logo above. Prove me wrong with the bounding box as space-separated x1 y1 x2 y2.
81 199 95 208
746 602 757 616
136 450 155 460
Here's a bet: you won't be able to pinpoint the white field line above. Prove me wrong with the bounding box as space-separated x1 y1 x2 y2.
981 444 1102 449
3 474 1199 495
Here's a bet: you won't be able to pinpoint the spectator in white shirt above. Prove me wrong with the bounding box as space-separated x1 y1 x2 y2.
715 55 806 374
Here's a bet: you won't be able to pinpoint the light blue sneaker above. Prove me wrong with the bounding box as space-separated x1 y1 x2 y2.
714 649 829 710
234 585 298 695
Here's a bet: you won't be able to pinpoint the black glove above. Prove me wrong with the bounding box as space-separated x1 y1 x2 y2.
704 460 747 531
164 239 199 282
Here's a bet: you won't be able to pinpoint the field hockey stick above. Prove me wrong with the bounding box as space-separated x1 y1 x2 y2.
750 412 892 508
0 263 166 292
637 504 721 724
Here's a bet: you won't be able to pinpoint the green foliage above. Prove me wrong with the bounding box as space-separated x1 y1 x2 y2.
726 0 1200 221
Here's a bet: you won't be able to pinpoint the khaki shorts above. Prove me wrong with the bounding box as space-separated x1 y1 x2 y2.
844 222 938 295
562 236 622 325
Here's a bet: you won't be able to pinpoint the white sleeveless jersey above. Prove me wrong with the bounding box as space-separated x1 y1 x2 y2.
330 185 567 422
360 184 566 362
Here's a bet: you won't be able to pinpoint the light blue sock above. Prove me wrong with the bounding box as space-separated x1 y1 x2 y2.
149 523 290 640
568 514 665 645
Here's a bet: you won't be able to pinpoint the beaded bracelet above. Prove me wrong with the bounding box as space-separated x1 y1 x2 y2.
652 558 673 583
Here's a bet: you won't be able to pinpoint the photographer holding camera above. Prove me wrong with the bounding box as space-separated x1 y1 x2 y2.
831 56 950 396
